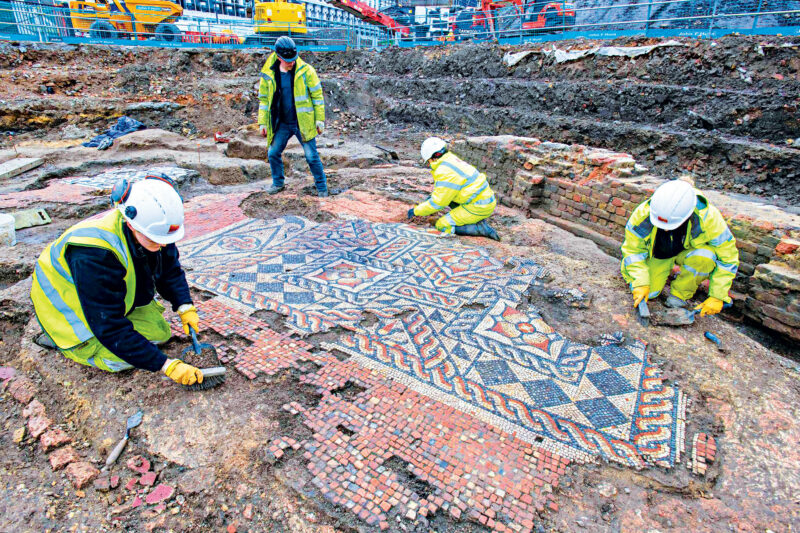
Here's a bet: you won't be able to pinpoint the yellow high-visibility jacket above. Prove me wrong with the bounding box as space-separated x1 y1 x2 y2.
258 53 325 146
30 210 136 348
413 152 496 217
621 192 739 302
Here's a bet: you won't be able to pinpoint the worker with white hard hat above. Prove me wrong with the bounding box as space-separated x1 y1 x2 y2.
30 174 204 386
621 179 739 316
409 137 499 240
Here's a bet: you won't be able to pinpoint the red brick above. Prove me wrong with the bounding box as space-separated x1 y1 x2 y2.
40 428 71 452
27 415 52 439
139 472 158 487
49 446 80 470
22 399 45 418
7 377 37 404
775 240 799 255
145 484 175 504
65 461 100 489
127 455 151 474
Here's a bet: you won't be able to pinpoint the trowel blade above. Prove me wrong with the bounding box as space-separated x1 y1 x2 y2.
657 308 697 326
127 410 143 431
637 300 650 327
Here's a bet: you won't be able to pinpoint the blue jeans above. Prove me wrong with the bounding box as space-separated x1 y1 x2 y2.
268 122 327 193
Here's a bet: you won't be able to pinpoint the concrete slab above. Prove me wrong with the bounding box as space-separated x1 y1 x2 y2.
0 158 44 180
12 208 51 230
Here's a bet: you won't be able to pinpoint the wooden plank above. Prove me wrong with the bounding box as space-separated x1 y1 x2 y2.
0 158 44 180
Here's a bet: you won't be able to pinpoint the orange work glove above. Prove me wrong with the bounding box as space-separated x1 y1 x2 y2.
695 297 724 317
632 285 650 308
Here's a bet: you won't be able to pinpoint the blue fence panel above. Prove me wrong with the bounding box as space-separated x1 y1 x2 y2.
0 0 799 50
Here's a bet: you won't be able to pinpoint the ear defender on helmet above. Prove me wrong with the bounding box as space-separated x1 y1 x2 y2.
110 178 132 207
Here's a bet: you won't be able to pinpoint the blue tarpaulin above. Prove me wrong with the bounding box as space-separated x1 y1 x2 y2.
83 116 146 150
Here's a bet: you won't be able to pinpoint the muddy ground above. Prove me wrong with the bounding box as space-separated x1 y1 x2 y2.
1 37 799 533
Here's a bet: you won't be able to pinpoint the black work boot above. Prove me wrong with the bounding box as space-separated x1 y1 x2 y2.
453 224 482 236
477 220 500 241
266 185 285 195
317 190 329 198
34 332 57 350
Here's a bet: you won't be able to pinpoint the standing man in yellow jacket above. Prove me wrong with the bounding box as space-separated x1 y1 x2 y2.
30 175 204 386
258 36 328 197
409 137 499 240
621 180 739 316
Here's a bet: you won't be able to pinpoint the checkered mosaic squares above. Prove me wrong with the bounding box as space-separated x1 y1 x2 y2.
178 215 686 468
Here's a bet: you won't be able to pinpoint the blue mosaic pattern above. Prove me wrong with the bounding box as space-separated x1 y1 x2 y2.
62 166 196 189
179 216 685 467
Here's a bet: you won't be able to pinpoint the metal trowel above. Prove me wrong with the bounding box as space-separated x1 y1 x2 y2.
637 300 651 327
103 410 143 471
656 302 732 327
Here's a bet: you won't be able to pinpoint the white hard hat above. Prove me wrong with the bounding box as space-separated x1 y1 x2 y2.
115 176 185 244
649 180 697 230
420 137 447 162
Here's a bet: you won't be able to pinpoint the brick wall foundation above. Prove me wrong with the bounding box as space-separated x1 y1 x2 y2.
455 135 800 341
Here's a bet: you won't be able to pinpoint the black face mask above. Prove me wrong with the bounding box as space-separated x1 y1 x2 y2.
652 218 690 260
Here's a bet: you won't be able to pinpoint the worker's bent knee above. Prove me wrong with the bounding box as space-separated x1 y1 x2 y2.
682 255 716 278
61 340 134 373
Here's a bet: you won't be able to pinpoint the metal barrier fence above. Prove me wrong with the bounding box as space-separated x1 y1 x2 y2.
0 0 799 51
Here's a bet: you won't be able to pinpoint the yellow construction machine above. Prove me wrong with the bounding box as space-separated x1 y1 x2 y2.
246 0 311 45
62 0 184 41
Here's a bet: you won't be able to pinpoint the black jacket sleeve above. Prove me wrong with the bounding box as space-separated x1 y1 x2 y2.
155 244 192 312
65 245 167 372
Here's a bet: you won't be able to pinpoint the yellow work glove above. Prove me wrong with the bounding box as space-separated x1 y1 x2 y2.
163 359 203 386
632 285 650 308
695 296 724 317
178 304 199 336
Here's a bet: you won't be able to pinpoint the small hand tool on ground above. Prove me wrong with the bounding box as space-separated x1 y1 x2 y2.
657 302 732 327
181 325 226 391
704 331 728 353
637 300 651 327
375 144 399 160
103 410 143 471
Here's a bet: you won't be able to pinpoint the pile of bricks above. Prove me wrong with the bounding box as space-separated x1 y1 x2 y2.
2 369 100 489
455 135 800 341
690 432 717 476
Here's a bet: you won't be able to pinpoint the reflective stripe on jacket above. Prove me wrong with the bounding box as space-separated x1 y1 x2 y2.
31 210 136 349
413 152 496 217
621 192 739 302
258 54 325 146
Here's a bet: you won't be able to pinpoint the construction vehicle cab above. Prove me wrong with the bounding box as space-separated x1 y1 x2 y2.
453 0 575 40
521 0 575 31
60 0 183 41
246 0 309 45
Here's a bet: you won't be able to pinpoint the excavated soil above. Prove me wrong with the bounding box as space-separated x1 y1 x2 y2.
241 192 335 223
2 36 799 201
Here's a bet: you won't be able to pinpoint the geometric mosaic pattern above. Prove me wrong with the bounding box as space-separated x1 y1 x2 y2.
180 216 542 335
61 166 196 189
179 216 685 468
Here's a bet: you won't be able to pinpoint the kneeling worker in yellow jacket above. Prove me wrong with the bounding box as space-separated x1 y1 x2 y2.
408 137 499 240
30 175 204 386
621 180 739 316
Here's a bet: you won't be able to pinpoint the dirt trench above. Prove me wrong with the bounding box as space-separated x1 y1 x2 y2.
2 36 799 202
